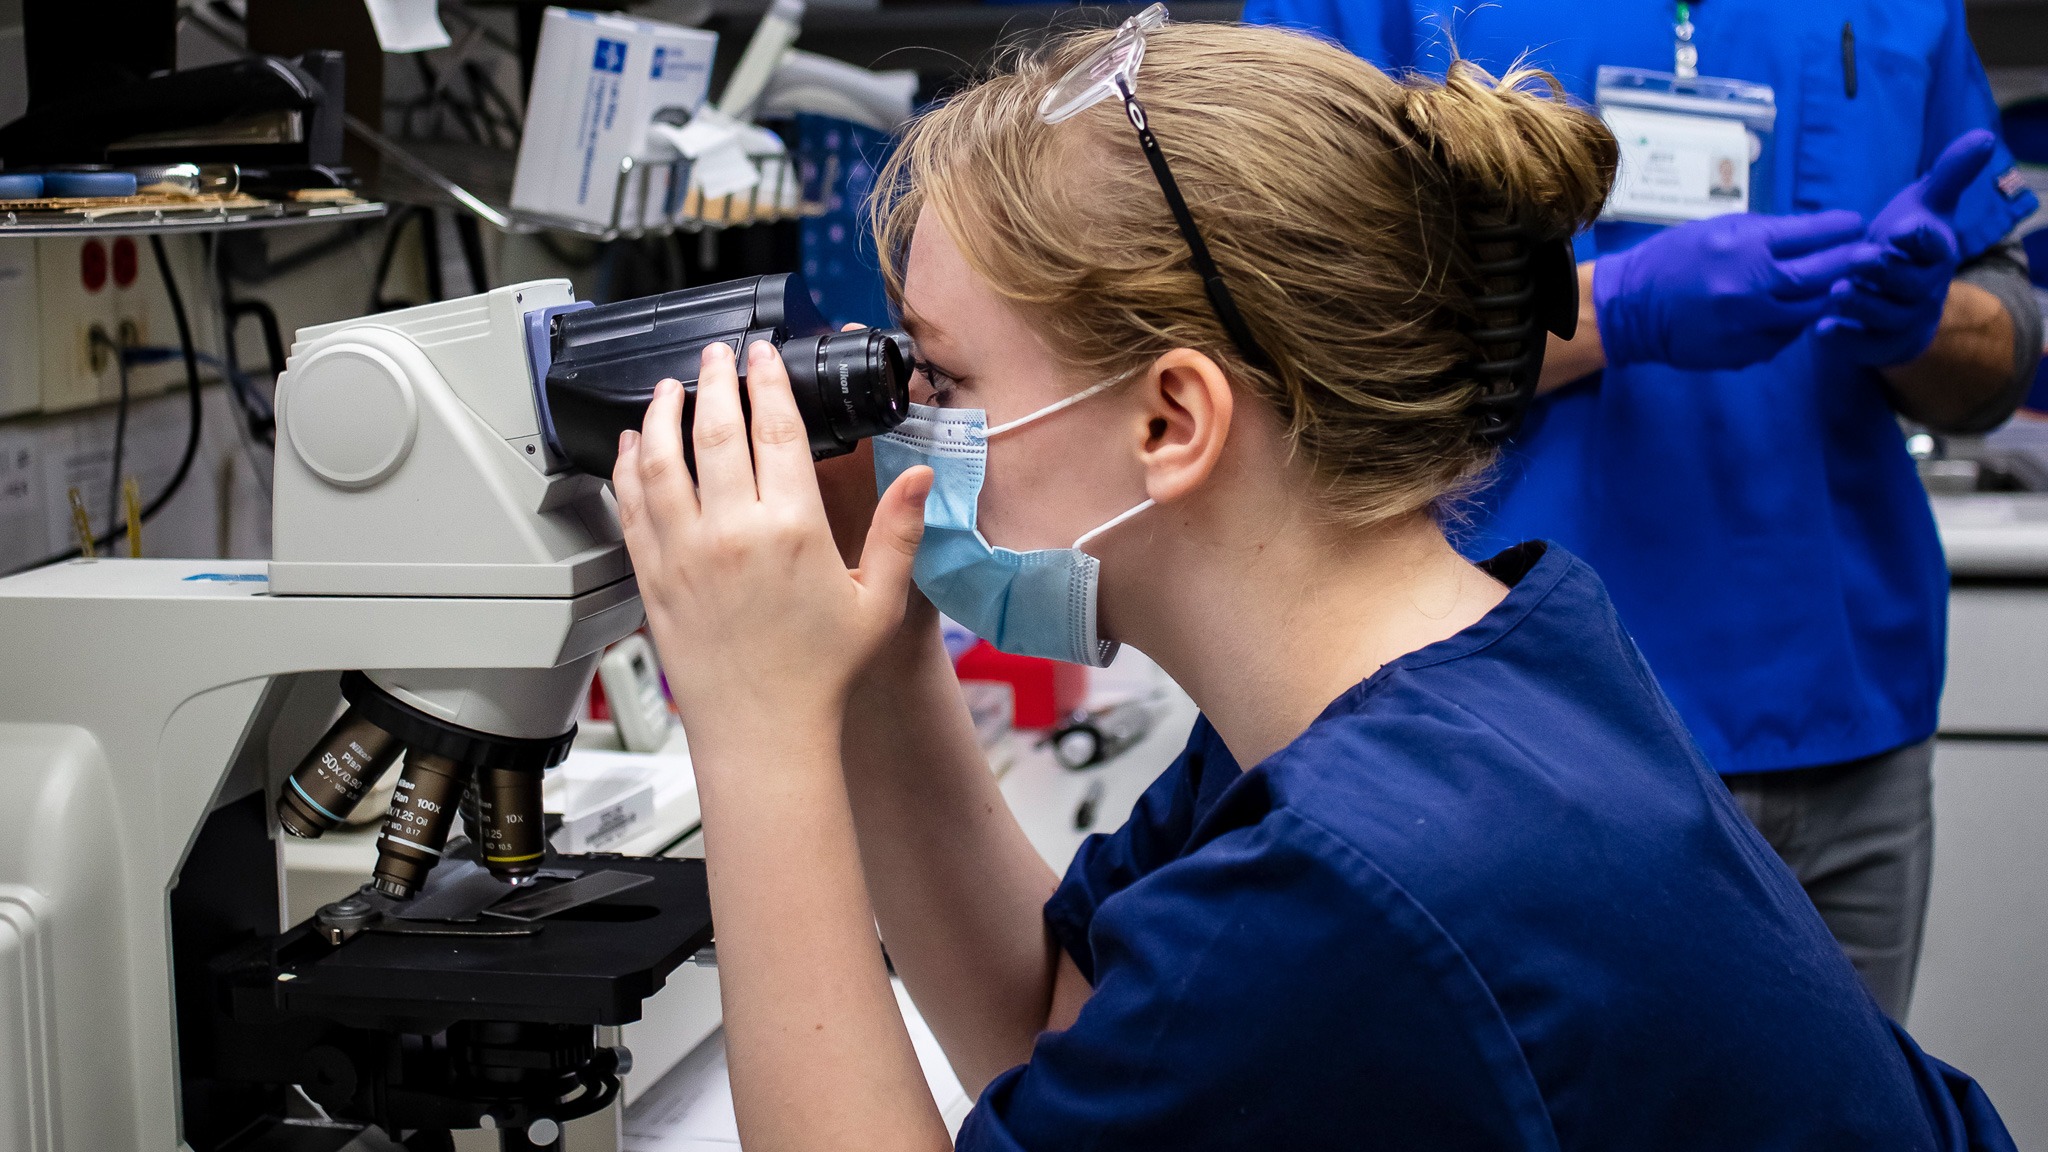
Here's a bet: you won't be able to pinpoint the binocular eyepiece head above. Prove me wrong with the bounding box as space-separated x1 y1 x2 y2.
536 273 911 479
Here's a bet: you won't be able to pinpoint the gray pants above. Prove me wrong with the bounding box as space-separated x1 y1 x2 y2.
1723 738 1935 1020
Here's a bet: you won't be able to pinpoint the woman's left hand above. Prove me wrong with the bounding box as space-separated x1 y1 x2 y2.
613 340 933 744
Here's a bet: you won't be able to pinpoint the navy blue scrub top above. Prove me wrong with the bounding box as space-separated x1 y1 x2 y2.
956 544 2013 1151
1240 0 2040 773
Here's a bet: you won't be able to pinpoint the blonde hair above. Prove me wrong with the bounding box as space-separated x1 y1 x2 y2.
871 22 1616 527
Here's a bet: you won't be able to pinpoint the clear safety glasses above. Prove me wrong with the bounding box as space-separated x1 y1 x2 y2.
1037 4 1275 373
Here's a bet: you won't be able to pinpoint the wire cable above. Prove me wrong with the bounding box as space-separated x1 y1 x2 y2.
98 329 131 544
4 236 205 575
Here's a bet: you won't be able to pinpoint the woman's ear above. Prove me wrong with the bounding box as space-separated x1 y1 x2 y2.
1134 349 1233 505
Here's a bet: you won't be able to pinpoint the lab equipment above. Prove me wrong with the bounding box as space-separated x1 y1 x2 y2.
0 279 721 1151
1592 209 1883 369
475 765 551 882
1050 697 1159 770
0 51 346 171
541 272 911 477
717 0 804 122
599 633 677 754
760 51 918 132
1818 130 1997 367
128 161 240 197
275 707 405 837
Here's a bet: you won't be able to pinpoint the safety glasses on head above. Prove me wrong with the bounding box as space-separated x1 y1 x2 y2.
1036 4 1275 375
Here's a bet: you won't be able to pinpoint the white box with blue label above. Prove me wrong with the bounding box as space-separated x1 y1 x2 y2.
511 6 717 229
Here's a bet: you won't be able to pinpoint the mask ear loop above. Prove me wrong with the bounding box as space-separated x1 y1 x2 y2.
1073 498 1156 550
972 375 1125 440
971 366 1158 550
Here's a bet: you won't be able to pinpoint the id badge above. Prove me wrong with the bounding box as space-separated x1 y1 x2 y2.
1597 66 1776 226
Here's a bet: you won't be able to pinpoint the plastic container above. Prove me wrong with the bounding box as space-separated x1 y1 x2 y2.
954 640 1089 730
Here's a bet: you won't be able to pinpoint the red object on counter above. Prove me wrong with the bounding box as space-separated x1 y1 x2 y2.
587 672 611 721
954 640 1089 729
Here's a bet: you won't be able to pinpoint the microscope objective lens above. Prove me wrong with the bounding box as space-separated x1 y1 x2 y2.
277 710 403 839
460 777 483 845
477 767 547 881
371 752 470 899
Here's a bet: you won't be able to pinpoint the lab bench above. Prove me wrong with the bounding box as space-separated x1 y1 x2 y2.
1914 423 2048 1150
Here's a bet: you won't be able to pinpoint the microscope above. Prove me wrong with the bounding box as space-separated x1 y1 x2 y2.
0 274 909 1151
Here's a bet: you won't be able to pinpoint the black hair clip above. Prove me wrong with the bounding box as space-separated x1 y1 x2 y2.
1463 222 1578 445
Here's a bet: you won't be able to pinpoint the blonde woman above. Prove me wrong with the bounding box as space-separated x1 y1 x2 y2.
610 15 2013 1151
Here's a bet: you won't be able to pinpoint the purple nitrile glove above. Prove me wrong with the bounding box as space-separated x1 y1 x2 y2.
1595 210 1886 370
1816 129 1998 368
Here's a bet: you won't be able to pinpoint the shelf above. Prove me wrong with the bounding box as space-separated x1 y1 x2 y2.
0 199 388 239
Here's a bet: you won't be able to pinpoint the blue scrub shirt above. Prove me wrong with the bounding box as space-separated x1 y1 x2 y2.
1240 0 2040 773
957 544 2012 1150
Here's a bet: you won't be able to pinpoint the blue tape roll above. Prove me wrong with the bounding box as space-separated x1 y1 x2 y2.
0 173 43 198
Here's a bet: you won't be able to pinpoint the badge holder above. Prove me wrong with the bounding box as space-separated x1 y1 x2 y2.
1596 65 1777 227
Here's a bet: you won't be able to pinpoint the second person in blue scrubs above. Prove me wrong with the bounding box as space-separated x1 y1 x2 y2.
610 19 2017 1150
1245 0 2045 1019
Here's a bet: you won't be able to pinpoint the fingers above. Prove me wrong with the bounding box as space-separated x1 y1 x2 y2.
743 340 825 510
1757 294 1834 337
1814 315 1865 344
1827 276 1928 328
1920 128 1996 218
691 341 759 506
637 377 700 522
1762 209 1867 258
1840 248 1953 304
854 465 932 608
612 429 662 566
1772 238 1888 298
1886 220 1961 268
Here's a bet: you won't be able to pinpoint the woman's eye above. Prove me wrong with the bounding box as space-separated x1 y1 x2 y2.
912 360 962 405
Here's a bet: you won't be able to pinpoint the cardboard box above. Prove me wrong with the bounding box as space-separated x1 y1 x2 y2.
510 7 716 229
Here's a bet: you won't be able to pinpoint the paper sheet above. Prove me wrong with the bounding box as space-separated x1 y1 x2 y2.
0 426 46 565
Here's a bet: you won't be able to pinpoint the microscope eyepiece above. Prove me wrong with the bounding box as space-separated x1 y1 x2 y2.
780 325 911 453
539 272 911 478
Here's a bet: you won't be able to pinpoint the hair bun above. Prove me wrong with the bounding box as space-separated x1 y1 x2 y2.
1399 59 1617 240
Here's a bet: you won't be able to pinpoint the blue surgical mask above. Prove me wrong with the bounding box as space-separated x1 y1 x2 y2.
873 379 1153 667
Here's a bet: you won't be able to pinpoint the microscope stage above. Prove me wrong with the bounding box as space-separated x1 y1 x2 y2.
233 855 713 1033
